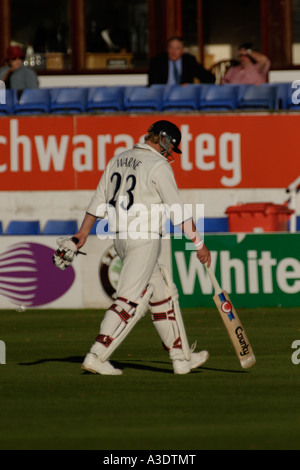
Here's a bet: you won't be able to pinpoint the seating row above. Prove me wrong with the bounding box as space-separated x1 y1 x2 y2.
1 220 78 235
0 218 231 235
0 83 299 115
2 217 299 235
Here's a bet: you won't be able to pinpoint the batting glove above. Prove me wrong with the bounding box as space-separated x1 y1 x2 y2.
52 236 80 270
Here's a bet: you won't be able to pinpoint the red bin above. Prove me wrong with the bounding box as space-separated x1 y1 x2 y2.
225 202 294 233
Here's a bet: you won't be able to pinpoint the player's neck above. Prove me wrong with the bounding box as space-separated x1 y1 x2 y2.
145 141 162 153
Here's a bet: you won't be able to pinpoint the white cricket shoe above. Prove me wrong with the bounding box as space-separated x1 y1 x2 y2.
173 350 209 375
81 353 123 375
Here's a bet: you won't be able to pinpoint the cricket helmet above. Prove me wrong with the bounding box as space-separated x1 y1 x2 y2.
147 120 182 154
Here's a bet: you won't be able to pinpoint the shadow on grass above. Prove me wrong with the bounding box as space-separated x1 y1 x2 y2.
17 356 246 374
18 356 173 374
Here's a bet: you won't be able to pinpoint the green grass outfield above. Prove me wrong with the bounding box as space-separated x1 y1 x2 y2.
0 306 299 450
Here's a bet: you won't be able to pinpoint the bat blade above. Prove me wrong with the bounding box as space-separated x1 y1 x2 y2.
213 290 256 369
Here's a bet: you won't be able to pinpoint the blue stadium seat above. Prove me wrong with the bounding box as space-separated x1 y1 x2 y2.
89 220 99 234
275 82 300 110
196 217 229 233
199 84 239 110
0 221 3 235
162 84 201 111
205 217 228 232
288 81 300 109
86 86 124 112
237 84 278 110
43 220 78 235
124 86 163 112
14 88 51 114
50 87 87 114
165 217 229 235
273 83 290 109
0 89 17 115
48 87 62 101
5 220 41 235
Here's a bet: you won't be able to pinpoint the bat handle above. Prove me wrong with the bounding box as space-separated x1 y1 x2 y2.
205 263 222 295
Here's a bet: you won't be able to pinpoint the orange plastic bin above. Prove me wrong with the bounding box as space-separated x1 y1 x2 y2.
225 203 294 232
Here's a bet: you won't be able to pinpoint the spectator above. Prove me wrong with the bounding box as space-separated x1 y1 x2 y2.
148 36 215 86
0 45 39 93
222 43 271 85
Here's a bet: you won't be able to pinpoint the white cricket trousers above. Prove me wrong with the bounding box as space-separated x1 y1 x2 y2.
114 236 168 303
90 236 186 360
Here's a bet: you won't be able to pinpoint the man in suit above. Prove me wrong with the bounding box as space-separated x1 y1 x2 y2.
148 36 215 86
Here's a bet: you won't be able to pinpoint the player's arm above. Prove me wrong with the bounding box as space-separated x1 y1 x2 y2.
181 218 211 267
74 170 108 249
53 172 107 270
52 212 96 270
73 212 97 249
153 164 211 266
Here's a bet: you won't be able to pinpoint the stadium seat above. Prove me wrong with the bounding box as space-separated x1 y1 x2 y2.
14 88 51 114
199 84 239 110
237 84 278 110
0 221 3 235
48 87 61 101
86 86 124 112
42 220 78 235
162 84 201 111
123 86 164 112
196 217 229 233
165 217 229 235
273 83 290 109
50 87 87 114
288 82 300 110
89 220 98 234
5 220 41 235
275 82 300 110
0 89 17 115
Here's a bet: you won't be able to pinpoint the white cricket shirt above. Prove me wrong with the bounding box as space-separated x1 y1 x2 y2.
87 143 191 237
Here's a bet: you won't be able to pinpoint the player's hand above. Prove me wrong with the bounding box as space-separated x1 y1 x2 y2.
197 244 211 267
72 232 87 250
52 237 79 270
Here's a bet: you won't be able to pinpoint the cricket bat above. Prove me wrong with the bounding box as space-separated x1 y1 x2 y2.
205 264 256 369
